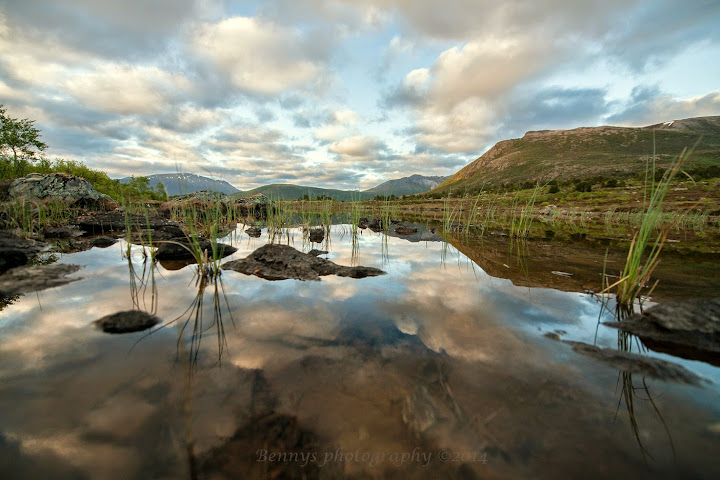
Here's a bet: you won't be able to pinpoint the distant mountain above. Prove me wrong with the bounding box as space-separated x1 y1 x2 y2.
120 173 239 196
363 174 449 196
231 184 376 201
431 115 720 195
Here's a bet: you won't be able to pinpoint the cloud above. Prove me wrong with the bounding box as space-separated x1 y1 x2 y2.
608 87 720 126
191 16 327 96
329 135 385 157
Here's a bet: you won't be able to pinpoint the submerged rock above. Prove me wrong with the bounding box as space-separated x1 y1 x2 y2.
93 310 161 334
0 264 83 297
154 237 237 261
8 173 118 209
563 340 707 386
222 244 385 281
604 298 720 366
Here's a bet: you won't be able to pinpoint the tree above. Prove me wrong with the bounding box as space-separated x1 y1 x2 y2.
0 105 48 174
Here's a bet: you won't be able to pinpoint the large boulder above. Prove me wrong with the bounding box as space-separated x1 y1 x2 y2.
604 297 720 366
8 173 118 209
222 243 385 281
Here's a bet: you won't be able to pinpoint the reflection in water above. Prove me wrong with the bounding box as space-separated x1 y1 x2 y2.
0 227 718 478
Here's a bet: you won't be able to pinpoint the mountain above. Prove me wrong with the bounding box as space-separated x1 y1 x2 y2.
231 184 377 201
431 116 720 195
120 173 239 196
363 174 449 196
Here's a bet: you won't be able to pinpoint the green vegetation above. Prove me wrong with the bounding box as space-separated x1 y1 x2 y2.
0 104 47 175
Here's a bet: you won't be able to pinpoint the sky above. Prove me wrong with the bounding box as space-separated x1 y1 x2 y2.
0 0 719 190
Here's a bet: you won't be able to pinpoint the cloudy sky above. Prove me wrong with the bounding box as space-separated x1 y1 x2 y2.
1 1 719 189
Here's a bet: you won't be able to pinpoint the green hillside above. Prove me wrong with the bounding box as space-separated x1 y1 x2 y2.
431 116 720 195
232 184 376 201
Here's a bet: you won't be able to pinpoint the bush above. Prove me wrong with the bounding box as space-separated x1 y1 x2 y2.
548 184 560 194
574 181 592 193
604 178 618 188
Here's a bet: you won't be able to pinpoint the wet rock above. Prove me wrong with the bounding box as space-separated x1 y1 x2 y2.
93 310 161 334
0 231 49 272
564 340 707 386
0 264 83 297
395 224 418 236
234 193 271 217
358 217 369 229
245 226 262 237
307 227 324 243
154 236 237 261
90 236 117 248
604 298 720 366
222 244 385 281
76 211 184 239
307 249 328 257
8 173 118 209
368 218 383 232
42 226 83 239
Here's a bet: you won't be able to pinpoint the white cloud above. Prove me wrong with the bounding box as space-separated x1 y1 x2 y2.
191 16 324 95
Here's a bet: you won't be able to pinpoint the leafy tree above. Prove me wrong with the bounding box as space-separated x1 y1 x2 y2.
0 105 48 174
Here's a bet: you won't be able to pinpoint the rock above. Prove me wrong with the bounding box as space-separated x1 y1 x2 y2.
90 236 117 248
154 236 237 261
245 226 262 237
604 298 720 366
307 227 324 243
8 173 118 209
307 249 328 257
539 204 558 216
0 264 83 297
233 193 271 217
93 310 161 334
358 217 369 229
564 340 707 386
394 224 418 236
222 244 385 281
159 190 229 217
42 226 84 238
76 211 184 239
0 231 49 272
368 218 383 232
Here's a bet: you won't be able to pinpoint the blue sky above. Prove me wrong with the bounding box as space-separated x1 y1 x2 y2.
0 0 718 189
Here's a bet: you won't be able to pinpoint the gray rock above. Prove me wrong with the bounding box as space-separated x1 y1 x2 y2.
93 310 160 334
307 227 324 243
245 226 262 237
8 173 118 209
222 244 385 281
394 224 418 236
564 340 707 386
42 226 84 238
76 212 184 239
234 193 271 217
90 236 117 248
0 231 49 272
0 264 83 297
604 298 720 366
155 237 237 261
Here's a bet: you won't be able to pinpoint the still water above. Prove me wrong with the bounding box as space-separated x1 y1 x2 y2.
1 225 718 479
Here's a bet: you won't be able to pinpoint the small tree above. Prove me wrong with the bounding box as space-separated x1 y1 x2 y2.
0 105 48 174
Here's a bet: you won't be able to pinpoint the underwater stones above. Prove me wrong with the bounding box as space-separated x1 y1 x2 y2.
604 297 720 366
8 173 119 209
154 237 237 261
93 310 160 334
222 244 385 281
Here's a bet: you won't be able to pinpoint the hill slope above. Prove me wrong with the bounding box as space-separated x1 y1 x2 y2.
231 184 376 201
432 116 720 195
120 173 239 196
363 174 449 196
